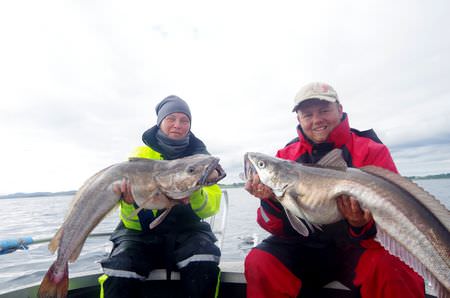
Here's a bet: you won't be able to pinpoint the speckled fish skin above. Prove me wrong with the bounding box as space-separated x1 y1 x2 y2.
37 154 226 298
244 150 450 298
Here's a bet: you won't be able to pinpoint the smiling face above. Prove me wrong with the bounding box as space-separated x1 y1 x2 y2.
160 112 191 140
296 99 343 143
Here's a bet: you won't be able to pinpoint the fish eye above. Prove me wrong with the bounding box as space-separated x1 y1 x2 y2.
257 161 265 168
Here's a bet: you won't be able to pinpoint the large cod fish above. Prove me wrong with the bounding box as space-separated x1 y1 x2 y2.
244 149 449 298
38 154 226 298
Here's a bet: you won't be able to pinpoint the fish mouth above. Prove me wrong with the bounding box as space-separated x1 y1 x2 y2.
243 153 287 197
199 159 227 186
244 153 257 180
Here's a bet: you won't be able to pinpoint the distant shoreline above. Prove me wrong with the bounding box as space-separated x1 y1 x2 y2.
1 174 449 199
0 184 245 199
0 190 77 199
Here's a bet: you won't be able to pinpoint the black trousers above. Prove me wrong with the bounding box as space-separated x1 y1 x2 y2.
100 228 220 298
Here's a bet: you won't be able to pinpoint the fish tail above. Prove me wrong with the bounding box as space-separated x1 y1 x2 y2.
37 261 69 298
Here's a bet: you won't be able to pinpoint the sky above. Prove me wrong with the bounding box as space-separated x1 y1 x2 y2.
0 0 449 194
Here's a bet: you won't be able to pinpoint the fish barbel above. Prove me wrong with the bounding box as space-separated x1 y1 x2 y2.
244 149 450 298
37 154 226 298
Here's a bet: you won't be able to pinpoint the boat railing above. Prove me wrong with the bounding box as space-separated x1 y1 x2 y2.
205 189 229 249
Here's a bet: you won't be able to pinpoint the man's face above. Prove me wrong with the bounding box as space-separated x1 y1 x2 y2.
160 112 191 140
296 99 343 143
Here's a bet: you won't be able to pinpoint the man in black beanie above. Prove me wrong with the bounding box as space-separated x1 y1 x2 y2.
99 95 223 298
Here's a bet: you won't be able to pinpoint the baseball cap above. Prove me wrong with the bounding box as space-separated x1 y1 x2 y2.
292 82 339 112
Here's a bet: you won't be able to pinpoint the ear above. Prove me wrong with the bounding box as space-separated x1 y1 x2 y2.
337 103 343 114
296 110 302 123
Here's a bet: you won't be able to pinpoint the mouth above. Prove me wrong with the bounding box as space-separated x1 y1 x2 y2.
199 159 227 186
313 125 327 132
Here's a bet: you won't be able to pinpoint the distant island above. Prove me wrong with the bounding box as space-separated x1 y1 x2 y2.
0 174 448 199
0 190 77 199
405 173 450 180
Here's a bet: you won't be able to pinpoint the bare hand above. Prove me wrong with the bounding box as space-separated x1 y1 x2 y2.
207 169 219 180
244 174 275 200
180 197 190 205
336 194 372 227
113 178 135 204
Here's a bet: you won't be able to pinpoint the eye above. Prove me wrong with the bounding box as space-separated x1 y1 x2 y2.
257 161 265 169
187 166 195 173
180 118 190 125
301 113 312 120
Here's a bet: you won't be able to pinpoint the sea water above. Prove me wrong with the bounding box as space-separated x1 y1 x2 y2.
0 180 449 293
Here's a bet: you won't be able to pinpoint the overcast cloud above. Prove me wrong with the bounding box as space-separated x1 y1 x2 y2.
0 0 449 194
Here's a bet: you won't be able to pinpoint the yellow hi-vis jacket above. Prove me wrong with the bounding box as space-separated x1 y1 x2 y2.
119 145 222 231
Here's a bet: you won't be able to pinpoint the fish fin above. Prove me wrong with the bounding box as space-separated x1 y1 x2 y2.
361 165 450 231
316 149 347 171
149 207 172 229
288 205 322 232
37 261 69 298
285 209 309 236
48 227 63 254
374 228 448 298
312 223 323 231
128 189 168 218
133 188 163 208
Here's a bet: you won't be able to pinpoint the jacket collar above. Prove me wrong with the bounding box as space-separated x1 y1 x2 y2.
141 125 208 159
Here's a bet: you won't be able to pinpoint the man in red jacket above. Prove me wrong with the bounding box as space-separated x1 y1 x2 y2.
244 82 424 298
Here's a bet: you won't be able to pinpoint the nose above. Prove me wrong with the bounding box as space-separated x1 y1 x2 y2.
172 119 182 128
311 112 323 124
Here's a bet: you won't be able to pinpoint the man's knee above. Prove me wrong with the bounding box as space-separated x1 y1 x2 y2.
355 248 424 298
245 248 301 298
245 248 271 277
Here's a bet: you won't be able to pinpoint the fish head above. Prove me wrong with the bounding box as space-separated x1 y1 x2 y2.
155 154 226 199
244 152 297 197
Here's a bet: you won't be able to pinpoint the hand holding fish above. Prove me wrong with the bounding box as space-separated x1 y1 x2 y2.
208 169 220 181
244 174 276 200
113 178 134 204
336 194 373 227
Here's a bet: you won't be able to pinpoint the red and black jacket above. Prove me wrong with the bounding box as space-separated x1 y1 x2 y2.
256 113 398 246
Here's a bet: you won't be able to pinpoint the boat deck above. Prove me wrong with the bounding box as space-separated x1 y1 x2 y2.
0 261 437 298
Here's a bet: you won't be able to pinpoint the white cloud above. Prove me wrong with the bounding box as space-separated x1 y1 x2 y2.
0 0 449 194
